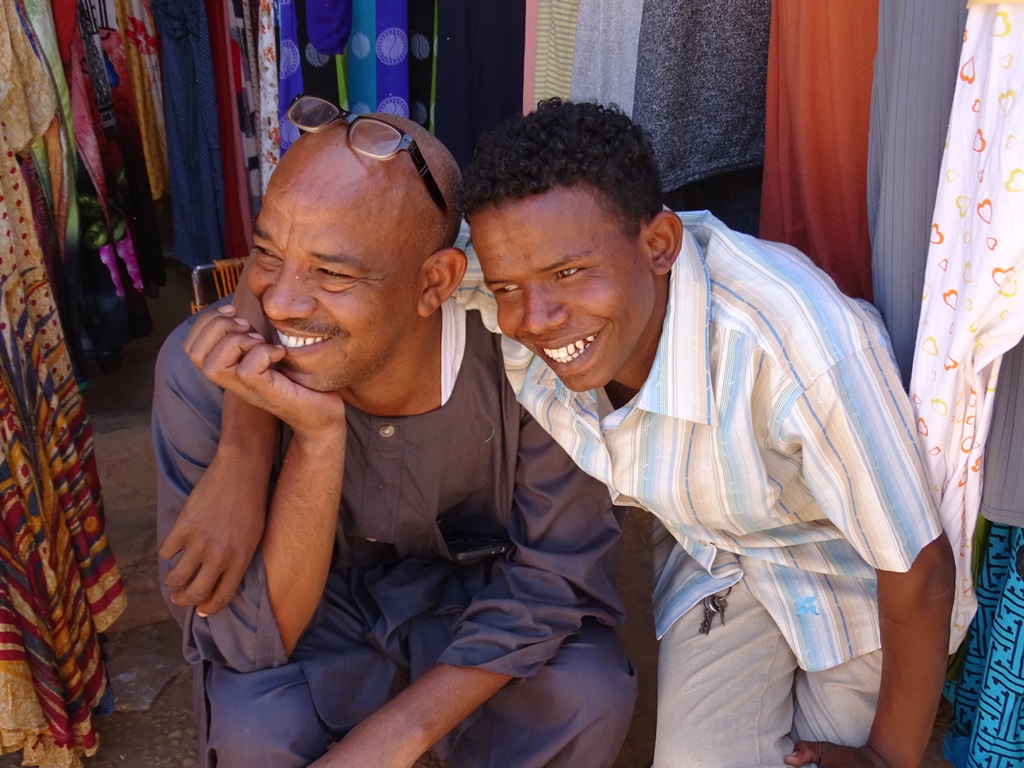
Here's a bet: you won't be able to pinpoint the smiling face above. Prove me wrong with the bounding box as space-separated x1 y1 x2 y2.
247 128 441 399
470 186 681 402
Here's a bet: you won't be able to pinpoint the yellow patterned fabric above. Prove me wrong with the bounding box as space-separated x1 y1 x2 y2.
0 0 56 154
113 0 169 200
1 4 127 766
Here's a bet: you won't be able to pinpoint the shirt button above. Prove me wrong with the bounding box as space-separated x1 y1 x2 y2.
378 424 395 438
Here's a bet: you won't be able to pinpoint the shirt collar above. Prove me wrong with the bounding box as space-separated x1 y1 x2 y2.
631 225 716 424
545 221 717 426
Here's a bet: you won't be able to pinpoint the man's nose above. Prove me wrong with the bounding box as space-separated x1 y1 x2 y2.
261 268 316 320
519 287 568 336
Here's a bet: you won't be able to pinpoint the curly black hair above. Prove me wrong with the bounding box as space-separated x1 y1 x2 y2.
459 99 663 235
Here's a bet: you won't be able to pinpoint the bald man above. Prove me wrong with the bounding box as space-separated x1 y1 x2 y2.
153 106 636 768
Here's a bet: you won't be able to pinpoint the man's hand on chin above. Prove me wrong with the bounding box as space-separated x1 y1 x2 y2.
184 304 346 437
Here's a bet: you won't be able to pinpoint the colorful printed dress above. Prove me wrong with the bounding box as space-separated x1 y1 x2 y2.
1 2 127 765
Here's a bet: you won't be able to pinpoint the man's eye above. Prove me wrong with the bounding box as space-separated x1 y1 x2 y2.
254 248 280 267
557 267 579 278
495 283 520 294
319 268 353 280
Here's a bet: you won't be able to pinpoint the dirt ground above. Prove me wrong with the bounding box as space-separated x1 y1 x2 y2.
1 259 954 767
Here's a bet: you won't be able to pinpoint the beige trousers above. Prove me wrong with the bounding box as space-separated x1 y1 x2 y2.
652 586 882 768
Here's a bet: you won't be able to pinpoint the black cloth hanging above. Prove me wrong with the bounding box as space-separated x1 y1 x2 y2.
434 0 525 169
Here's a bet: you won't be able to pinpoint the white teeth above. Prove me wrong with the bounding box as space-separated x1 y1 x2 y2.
277 330 326 348
543 335 596 364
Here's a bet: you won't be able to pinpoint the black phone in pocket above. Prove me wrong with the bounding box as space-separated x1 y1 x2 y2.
444 532 512 563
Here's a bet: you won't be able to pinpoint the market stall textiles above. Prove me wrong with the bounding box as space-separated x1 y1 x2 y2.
1 2 128 765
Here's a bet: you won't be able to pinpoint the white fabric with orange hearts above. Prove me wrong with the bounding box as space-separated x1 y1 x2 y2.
909 3 1024 648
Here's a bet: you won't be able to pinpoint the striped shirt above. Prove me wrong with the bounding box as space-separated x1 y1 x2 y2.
457 211 942 671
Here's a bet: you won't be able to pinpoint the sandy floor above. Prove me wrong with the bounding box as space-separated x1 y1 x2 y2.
1 259 954 767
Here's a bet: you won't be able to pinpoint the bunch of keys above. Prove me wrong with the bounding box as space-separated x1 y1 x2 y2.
697 587 732 636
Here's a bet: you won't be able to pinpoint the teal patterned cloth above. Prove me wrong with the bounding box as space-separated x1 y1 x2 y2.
944 523 1024 768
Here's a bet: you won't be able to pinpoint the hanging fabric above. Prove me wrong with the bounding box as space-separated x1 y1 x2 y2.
867 0 970 387
407 0 434 128
85 0 165 289
347 0 407 115
18 0 78 262
522 0 538 113
531 0 578 107
113 0 169 202
277 0 303 151
150 0 227 268
759 0 877 301
296 0 349 106
278 0 350 151
909 1 1024 650
256 0 279 190
569 0 633 114
1 5 127 765
434 0 525 169
943 522 1024 767
227 0 262 220
32 0 156 372
207 0 254 259
632 0 770 193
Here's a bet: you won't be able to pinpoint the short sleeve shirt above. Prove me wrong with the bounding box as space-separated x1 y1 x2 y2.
458 211 942 671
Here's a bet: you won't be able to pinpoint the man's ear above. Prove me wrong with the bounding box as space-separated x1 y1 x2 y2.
417 247 468 317
642 210 683 276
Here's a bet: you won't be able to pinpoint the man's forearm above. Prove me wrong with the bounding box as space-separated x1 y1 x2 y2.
263 431 346 654
311 663 512 768
868 534 954 766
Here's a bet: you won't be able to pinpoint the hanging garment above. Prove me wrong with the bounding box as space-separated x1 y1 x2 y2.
978 340 1024 528
942 321 1024 766
408 0 435 129
256 0 279 190
279 0 350 152
569 0 634 114
943 522 1024 768
867 0 970 387
909 2 1024 649
113 0 169 201
60 3 155 371
19 0 90 375
206 0 253 259
227 0 262 221
632 0 770 191
523 0 538 113
18 0 79 261
531 0 578 108
347 0 408 116
88 2 165 289
296 0 348 106
277 0 304 152
435 0 525 169
1 10 127 767
150 0 227 267
759 0 878 301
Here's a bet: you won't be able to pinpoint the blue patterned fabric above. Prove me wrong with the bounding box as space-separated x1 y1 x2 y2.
277 0 304 152
944 523 1024 768
347 0 408 115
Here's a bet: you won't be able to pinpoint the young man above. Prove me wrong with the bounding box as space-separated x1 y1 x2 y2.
154 104 635 768
454 100 954 768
